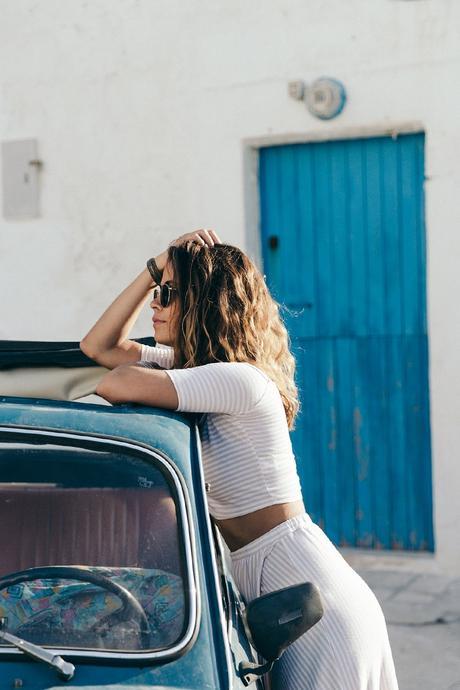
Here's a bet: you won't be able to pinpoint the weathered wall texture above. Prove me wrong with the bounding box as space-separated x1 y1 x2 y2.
0 0 459 573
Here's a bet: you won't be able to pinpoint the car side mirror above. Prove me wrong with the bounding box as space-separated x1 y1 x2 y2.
239 582 323 686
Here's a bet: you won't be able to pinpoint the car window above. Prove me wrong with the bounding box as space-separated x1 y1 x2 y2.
0 436 191 656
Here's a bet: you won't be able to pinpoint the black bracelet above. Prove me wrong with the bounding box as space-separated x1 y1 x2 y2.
146 257 163 285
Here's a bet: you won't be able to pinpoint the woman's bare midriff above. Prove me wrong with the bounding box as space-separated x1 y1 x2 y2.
215 500 305 552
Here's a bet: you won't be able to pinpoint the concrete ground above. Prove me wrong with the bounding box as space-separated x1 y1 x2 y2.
341 549 460 690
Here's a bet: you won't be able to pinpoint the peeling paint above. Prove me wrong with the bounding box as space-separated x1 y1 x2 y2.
328 406 337 451
391 539 404 550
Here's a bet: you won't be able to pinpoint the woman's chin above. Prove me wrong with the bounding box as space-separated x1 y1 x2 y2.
153 332 170 347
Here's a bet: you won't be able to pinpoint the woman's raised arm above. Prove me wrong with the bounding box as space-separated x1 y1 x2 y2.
80 251 168 370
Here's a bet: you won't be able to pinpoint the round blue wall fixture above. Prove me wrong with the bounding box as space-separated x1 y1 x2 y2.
305 78 347 120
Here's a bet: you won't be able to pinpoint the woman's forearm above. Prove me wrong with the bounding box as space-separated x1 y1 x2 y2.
80 252 167 367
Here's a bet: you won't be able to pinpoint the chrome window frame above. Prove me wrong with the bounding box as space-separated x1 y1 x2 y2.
0 425 200 664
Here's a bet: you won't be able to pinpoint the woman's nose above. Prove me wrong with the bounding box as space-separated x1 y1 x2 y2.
150 294 162 309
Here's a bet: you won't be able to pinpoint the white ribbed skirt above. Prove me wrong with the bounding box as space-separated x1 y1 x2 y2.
230 513 399 690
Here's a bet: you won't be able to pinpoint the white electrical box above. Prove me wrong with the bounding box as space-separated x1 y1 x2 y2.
1 139 41 219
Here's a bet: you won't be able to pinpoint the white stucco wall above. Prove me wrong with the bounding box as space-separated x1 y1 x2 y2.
0 0 458 574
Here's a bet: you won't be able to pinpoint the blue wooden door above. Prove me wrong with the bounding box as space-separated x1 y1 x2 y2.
259 133 434 551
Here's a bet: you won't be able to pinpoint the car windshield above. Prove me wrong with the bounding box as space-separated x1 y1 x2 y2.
0 436 188 654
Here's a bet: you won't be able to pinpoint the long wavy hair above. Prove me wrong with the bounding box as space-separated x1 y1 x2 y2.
166 241 299 429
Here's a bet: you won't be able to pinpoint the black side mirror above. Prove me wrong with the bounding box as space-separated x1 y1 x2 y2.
239 582 323 686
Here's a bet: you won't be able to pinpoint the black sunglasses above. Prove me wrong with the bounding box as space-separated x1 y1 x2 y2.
151 282 178 308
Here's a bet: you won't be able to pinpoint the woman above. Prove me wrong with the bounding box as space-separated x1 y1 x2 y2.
81 229 399 690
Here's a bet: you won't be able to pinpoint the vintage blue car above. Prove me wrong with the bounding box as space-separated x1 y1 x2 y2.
0 340 323 690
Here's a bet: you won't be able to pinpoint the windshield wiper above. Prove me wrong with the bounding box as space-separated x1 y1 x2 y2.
0 627 75 681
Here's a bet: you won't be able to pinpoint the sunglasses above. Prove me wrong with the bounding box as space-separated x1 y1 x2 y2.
151 282 178 308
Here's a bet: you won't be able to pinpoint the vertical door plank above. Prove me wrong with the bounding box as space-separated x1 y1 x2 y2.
381 138 403 335
386 335 408 548
278 146 300 305
419 336 435 549
347 141 368 336
415 136 428 335
296 146 317 339
330 140 351 335
336 337 357 546
399 136 421 336
312 143 334 337
365 138 385 335
354 338 374 547
292 340 323 526
260 148 282 300
317 339 340 541
370 337 391 549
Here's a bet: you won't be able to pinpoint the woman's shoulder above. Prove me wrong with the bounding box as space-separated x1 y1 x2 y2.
202 360 271 383
165 359 273 415
209 361 276 402
237 361 272 383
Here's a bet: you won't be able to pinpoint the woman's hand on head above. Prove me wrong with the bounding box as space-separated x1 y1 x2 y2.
152 229 222 279
169 229 222 249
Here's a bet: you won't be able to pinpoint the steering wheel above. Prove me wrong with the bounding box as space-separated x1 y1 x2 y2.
0 566 151 648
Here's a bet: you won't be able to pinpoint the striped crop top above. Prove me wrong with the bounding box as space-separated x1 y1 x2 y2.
140 344 303 520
